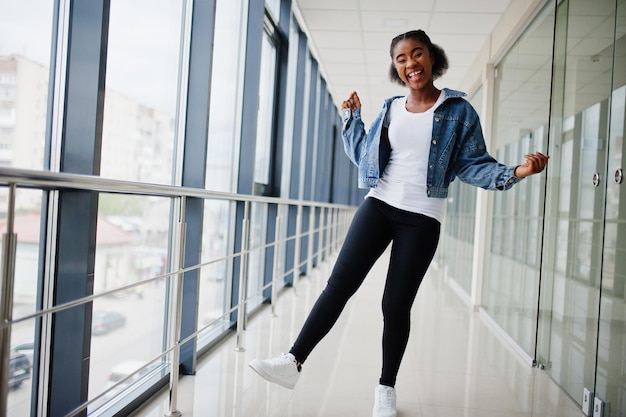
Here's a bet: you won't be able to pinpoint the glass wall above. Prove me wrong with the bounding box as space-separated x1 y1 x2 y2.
0 0 357 415
481 2 554 357
539 0 626 413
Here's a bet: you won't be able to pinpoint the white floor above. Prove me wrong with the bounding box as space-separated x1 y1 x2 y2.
130 250 585 417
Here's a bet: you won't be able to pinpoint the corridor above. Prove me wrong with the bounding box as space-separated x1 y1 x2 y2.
131 252 585 417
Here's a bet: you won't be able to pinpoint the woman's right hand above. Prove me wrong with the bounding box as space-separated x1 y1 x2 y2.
341 91 361 111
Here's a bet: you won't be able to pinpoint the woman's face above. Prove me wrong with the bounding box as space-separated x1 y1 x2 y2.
392 37 435 89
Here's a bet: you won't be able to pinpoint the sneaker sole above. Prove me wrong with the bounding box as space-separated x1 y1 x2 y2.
248 360 296 389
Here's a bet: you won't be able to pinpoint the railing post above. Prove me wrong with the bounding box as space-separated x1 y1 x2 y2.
330 208 336 253
270 210 282 317
166 196 186 417
234 201 250 352
333 210 338 251
0 184 17 417
293 204 303 294
307 206 315 275
325 208 332 258
318 207 325 263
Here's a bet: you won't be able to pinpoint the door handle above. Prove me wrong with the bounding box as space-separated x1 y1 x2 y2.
615 168 624 184
593 172 601 187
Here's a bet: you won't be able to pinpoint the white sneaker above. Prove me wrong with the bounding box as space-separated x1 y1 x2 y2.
373 384 397 417
249 353 301 389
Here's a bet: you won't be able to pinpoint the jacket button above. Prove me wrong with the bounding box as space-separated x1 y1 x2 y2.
432 140 437 145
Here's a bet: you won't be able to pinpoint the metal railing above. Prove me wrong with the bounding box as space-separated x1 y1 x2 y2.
0 168 355 417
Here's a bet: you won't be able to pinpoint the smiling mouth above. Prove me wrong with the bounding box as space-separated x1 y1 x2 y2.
407 70 423 81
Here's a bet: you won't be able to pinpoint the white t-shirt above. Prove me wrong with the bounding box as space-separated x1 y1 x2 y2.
367 92 447 222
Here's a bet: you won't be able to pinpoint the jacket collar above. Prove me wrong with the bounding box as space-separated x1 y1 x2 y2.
384 88 466 107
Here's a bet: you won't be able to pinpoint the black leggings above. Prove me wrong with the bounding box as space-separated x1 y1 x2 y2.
290 197 440 387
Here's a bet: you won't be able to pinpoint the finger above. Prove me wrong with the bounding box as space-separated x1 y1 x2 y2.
526 154 547 172
344 94 354 110
521 156 540 173
525 153 548 165
533 153 550 166
351 92 361 108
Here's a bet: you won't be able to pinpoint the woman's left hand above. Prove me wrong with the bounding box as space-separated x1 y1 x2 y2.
341 91 361 111
514 152 550 178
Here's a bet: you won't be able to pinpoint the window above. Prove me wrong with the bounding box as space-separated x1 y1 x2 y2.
100 0 183 185
253 23 279 195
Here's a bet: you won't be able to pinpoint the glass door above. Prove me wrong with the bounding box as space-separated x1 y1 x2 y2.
595 0 626 413
538 0 616 410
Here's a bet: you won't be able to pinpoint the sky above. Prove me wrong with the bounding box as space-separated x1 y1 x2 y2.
0 0 183 115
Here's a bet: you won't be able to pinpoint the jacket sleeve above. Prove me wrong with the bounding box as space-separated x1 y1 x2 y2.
341 108 367 166
454 118 522 191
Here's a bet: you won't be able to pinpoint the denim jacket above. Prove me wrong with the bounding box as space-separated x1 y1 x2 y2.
341 88 522 198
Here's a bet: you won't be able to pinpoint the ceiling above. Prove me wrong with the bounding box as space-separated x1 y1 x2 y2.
292 0 513 123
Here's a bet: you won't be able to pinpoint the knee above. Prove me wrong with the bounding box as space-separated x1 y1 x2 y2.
324 278 358 301
324 265 363 300
381 298 411 323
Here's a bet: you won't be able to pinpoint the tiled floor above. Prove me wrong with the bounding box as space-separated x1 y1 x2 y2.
130 250 585 417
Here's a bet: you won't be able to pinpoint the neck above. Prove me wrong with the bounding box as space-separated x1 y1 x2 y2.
407 84 440 104
404 84 440 113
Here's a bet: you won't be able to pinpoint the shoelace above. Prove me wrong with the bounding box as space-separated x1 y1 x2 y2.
269 353 294 368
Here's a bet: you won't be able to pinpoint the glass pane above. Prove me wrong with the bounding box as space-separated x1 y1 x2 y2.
539 0 617 406
100 0 183 184
247 202 268 310
0 1 54 171
89 193 170 409
279 15 300 199
438 89 480 295
3 190 42 416
483 1 554 357
266 0 281 21
596 1 626 408
197 199 232 347
254 34 277 188
206 0 245 193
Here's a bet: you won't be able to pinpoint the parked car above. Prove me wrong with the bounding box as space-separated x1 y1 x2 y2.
104 360 160 399
91 310 126 335
106 360 149 389
11 341 34 364
9 352 31 390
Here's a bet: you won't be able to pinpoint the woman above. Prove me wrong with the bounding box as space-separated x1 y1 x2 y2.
249 29 549 417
